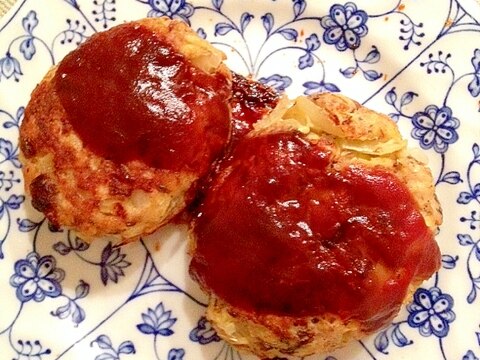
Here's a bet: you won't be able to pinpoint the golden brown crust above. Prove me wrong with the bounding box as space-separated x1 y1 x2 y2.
206 296 363 358
20 18 230 243
197 92 442 358
206 280 423 359
307 92 403 143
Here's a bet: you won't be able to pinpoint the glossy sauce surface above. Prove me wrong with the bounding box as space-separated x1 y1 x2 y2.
54 24 231 173
190 132 440 327
230 73 278 143
185 74 279 214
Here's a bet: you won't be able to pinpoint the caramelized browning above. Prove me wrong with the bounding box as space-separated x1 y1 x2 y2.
230 73 279 144
19 19 233 242
29 174 58 224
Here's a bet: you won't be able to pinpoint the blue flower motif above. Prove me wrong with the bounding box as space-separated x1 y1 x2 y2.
298 34 320 69
468 48 480 97
91 334 136 359
463 350 479 360
0 53 23 82
293 0 306 19
411 104 459 153
407 287 455 338
321 2 368 51
100 242 131 285
147 0 194 23
471 48 480 73
196 27 206 39
189 316 221 345
259 74 292 92
22 10 38 34
9 252 65 302
137 302 177 336
303 80 340 95
168 348 185 360
0 137 22 168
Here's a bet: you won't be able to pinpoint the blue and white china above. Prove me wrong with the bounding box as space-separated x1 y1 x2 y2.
0 0 479 359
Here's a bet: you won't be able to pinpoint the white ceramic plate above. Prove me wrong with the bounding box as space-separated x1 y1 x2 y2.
1 0 479 359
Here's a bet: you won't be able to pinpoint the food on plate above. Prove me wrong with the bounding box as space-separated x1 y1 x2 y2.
189 93 442 358
230 72 279 144
19 15 442 358
188 73 280 206
19 18 232 243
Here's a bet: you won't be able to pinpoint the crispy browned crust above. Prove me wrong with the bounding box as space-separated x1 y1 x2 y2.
194 92 442 358
206 280 423 359
19 18 230 243
206 296 364 358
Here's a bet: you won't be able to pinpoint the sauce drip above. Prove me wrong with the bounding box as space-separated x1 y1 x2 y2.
54 24 231 173
190 132 440 328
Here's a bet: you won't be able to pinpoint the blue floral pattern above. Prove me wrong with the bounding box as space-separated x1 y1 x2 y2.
143 0 194 23
9 252 65 302
457 144 480 206
407 287 456 338
0 0 479 359
91 334 136 359
136 302 186 360
468 49 480 97
258 74 292 92
137 302 176 336
463 350 480 360
411 105 460 153
0 53 22 81
167 348 185 360
189 317 221 344
320 2 368 51
99 242 131 285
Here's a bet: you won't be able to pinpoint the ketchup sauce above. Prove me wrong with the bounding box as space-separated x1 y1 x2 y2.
230 73 279 143
54 24 231 174
190 132 440 328
185 73 279 214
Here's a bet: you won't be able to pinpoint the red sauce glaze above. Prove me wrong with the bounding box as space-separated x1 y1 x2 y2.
184 74 279 216
189 132 440 328
54 24 231 174
230 73 279 143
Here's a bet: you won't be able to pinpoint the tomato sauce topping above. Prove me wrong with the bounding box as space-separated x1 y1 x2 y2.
189 132 440 328
54 24 231 174
230 73 278 143
185 74 279 213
